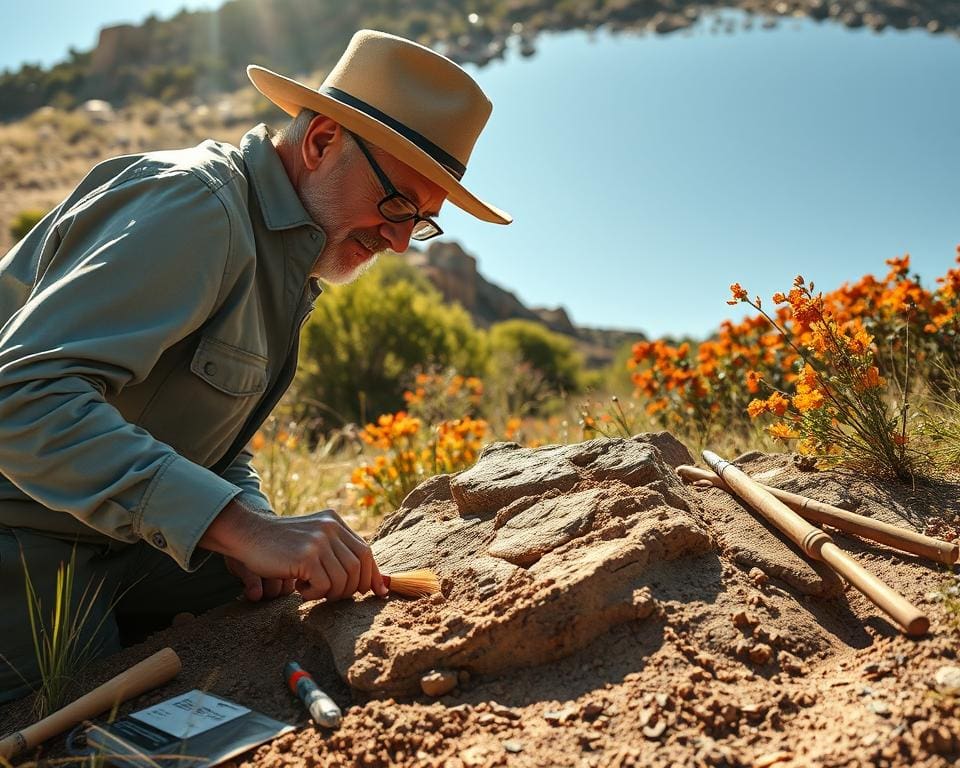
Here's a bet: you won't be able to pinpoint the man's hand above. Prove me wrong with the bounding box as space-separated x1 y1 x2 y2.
200 501 389 601
224 556 297 602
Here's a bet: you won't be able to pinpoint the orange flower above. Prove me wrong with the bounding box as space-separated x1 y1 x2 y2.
768 422 799 440
747 399 768 418
728 283 749 305
792 390 824 413
745 370 761 394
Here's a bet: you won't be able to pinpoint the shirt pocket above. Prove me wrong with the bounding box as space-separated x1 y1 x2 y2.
190 337 268 396
135 335 268 467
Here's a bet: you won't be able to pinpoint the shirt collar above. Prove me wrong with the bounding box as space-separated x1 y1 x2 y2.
241 123 323 234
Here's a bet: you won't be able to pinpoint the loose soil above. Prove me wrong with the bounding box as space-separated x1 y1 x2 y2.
2 435 958 768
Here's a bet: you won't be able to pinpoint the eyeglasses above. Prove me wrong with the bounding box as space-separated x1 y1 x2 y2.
348 132 443 241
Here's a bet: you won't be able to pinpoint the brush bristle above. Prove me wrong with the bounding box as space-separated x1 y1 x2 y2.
384 569 441 598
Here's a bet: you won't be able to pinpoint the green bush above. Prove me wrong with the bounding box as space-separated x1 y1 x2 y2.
295 255 488 428
488 319 583 395
9 209 48 242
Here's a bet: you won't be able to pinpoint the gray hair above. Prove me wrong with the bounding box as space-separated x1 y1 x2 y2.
276 108 319 149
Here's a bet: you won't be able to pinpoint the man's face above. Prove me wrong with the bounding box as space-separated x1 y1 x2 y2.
297 128 447 284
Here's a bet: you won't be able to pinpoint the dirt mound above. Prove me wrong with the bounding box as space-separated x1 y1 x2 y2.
2 434 958 768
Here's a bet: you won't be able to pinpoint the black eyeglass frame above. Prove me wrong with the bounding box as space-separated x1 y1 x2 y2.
348 132 443 241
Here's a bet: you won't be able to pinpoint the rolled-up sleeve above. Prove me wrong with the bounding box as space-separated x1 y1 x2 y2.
0 171 244 570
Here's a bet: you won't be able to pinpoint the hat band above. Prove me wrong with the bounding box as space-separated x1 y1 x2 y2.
319 86 467 180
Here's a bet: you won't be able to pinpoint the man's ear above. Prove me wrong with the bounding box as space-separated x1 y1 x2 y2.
302 115 345 172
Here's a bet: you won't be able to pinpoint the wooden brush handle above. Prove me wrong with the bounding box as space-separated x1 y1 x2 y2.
677 465 958 566
702 451 929 637
0 647 181 761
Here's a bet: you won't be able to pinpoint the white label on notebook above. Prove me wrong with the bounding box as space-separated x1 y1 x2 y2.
129 690 251 739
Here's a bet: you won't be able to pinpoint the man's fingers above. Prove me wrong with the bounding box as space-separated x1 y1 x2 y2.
262 578 284 600
234 563 263 602
281 579 297 596
296 568 331 601
320 548 348 600
332 539 361 598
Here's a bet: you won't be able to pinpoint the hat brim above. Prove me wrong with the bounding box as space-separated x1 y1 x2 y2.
247 65 512 225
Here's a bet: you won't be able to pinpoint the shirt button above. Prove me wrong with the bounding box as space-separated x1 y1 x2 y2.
203 361 217 377
151 532 167 549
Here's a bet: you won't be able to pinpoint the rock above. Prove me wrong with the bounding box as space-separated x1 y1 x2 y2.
451 442 580 516
171 612 195 627
749 644 773 665
303 438 712 697
503 740 523 754
420 670 458 697
754 752 794 768
544 707 578 725
777 651 804 676
642 719 667 739
749 567 769 586
867 700 891 716
933 665 960 695
733 610 759 629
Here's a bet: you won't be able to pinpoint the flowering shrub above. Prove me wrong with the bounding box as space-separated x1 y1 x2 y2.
732 276 919 479
350 410 488 514
628 250 960 477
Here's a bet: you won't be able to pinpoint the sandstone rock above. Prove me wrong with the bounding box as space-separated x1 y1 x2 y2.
300 437 713 697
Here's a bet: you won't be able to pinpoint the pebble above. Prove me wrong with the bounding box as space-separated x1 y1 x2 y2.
420 670 458 697
749 644 773 665
503 740 523 754
933 665 960 695
749 567 769 586
753 750 793 767
642 719 667 739
544 707 578 725
867 700 891 716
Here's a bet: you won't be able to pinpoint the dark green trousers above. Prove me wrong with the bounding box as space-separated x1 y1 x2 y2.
0 527 243 704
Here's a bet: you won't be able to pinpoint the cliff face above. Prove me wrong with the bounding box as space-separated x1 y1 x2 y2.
403 241 643 367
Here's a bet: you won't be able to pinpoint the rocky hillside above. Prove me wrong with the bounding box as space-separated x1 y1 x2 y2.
406 242 642 367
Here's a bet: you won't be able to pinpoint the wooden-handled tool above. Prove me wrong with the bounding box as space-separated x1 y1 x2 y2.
677 464 959 566
702 451 929 637
0 647 181 761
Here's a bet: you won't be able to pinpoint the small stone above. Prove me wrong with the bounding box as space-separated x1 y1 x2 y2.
749 644 773 665
733 610 758 629
754 751 794 767
503 740 523 754
458 669 471 686
582 701 604 720
420 669 458 697
933 665 960 695
642 719 667 739
778 651 804 676
867 700 891 716
544 707 577 725
749 567 768 586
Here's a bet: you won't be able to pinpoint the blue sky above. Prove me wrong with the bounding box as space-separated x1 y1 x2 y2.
3 5 959 338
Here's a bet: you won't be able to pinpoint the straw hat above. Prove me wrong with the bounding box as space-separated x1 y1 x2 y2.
247 30 511 225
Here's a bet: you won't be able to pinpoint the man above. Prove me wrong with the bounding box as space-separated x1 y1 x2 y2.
0 29 510 702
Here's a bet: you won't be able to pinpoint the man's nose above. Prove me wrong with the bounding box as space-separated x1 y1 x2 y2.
379 219 415 253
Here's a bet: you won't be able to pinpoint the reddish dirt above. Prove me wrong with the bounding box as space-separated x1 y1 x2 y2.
2 442 958 768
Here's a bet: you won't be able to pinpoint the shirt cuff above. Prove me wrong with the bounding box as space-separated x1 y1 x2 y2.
134 454 243 571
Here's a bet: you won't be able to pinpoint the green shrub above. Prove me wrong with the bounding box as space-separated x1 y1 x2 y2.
295 255 488 428
9 209 47 242
488 319 583 395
